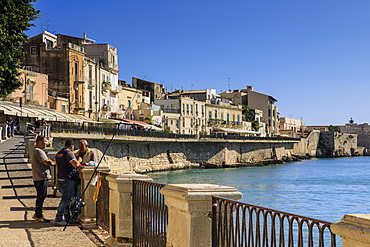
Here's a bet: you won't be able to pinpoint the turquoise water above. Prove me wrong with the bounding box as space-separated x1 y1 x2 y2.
149 156 370 223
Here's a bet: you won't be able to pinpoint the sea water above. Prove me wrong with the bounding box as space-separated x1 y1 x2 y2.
149 156 370 223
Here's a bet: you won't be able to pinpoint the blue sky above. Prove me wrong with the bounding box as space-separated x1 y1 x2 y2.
25 0 370 125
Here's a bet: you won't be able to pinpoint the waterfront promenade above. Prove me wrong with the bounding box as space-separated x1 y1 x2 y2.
0 136 95 247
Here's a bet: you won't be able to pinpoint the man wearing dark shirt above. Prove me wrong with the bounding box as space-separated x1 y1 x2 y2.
54 139 82 226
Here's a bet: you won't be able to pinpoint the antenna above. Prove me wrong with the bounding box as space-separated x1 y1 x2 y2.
41 20 50 32
228 78 230 91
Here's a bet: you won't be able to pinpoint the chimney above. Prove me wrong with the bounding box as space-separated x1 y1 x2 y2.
247 85 253 91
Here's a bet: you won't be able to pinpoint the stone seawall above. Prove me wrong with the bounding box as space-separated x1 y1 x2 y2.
50 130 361 174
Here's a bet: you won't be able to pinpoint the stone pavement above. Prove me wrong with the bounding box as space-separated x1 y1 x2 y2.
0 136 95 247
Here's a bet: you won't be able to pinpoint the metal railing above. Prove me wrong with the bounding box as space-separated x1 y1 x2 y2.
50 123 299 141
49 123 196 139
96 172 110 232
212 196 337 247
201 133 301 141
133 180 168 247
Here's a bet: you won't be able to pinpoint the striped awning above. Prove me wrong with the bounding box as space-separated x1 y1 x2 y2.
0 101 97 123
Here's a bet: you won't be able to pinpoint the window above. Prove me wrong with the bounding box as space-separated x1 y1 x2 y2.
171 104 176 110
221 113 223 120
30 46 36 55
75 62 78 81
202 105 204 115
186 104 189 115
183 118 185 127
182 104 185 114
227 114 229 125
103 74 106 82
209 111 212 119
61 104 66 113
128 100 131 108
233 114 235 123
237 115 240 125
196 104 198 115
215 110 217 119
191 105 193 115
28 83 34 100
268 109 271 117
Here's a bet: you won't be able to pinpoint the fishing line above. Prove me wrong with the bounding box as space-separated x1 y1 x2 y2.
63 122 122 231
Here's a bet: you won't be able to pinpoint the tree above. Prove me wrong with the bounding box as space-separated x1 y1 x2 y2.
0 0 40 97
242 105 260 132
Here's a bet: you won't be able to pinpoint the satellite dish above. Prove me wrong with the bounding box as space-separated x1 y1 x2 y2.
52 91 57 97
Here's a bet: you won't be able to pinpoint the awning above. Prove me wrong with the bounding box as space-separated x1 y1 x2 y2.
213 126 259 134
0 101 97 123
116 118 163 131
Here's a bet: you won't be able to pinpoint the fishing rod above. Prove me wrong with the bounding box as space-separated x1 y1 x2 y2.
63 121 123 231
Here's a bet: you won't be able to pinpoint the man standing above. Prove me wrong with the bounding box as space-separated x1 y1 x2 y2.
71 139 96 219
74 139 96 164
7 117 15 137
54 139 82 226
31 135 56 223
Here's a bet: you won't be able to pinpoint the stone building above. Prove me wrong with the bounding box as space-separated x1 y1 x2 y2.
279 117 302 137
205 98 243 135
156 97 206 135
6 69 49 108
132 77 167 103
22 31 119 120
245 86 279 136
168 89 218 101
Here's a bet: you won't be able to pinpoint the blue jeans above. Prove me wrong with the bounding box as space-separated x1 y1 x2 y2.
55 179 74 222
70 179 81 218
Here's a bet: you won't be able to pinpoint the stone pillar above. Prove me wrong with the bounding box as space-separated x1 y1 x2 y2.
46 151 58 191
331 214 370 247
28 139 36 162
24 136 35 158
79 166 111 229
105 174 153 247
161 184 243 247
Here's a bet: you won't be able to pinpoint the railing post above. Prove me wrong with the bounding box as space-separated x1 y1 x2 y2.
331 214 370 247
105 174 153 247
160 184 243 247
79 166 110 229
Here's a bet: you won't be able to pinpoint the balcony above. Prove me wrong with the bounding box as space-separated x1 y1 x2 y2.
163 109 180 114
102 104 112 112
88 78 96 88
111 85 122 94
108 62 119 71
102 81 111 91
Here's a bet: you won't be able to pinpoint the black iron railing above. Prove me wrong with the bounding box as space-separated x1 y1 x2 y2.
212 196 337 247
49 123 196 139
201 133 301 141
133 180 168 247
96 172 110 232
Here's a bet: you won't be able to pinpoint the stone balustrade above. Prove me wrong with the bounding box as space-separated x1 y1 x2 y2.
79 166 111 229
332 214 370 247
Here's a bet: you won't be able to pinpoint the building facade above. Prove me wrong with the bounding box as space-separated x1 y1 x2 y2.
6 69 49 108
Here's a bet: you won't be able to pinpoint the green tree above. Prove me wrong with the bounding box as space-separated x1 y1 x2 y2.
242 105 260 132
0 0 40 97
242 105 254 121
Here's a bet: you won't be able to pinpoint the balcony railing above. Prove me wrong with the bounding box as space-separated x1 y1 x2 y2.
163 109 180 114
212 196 337 247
